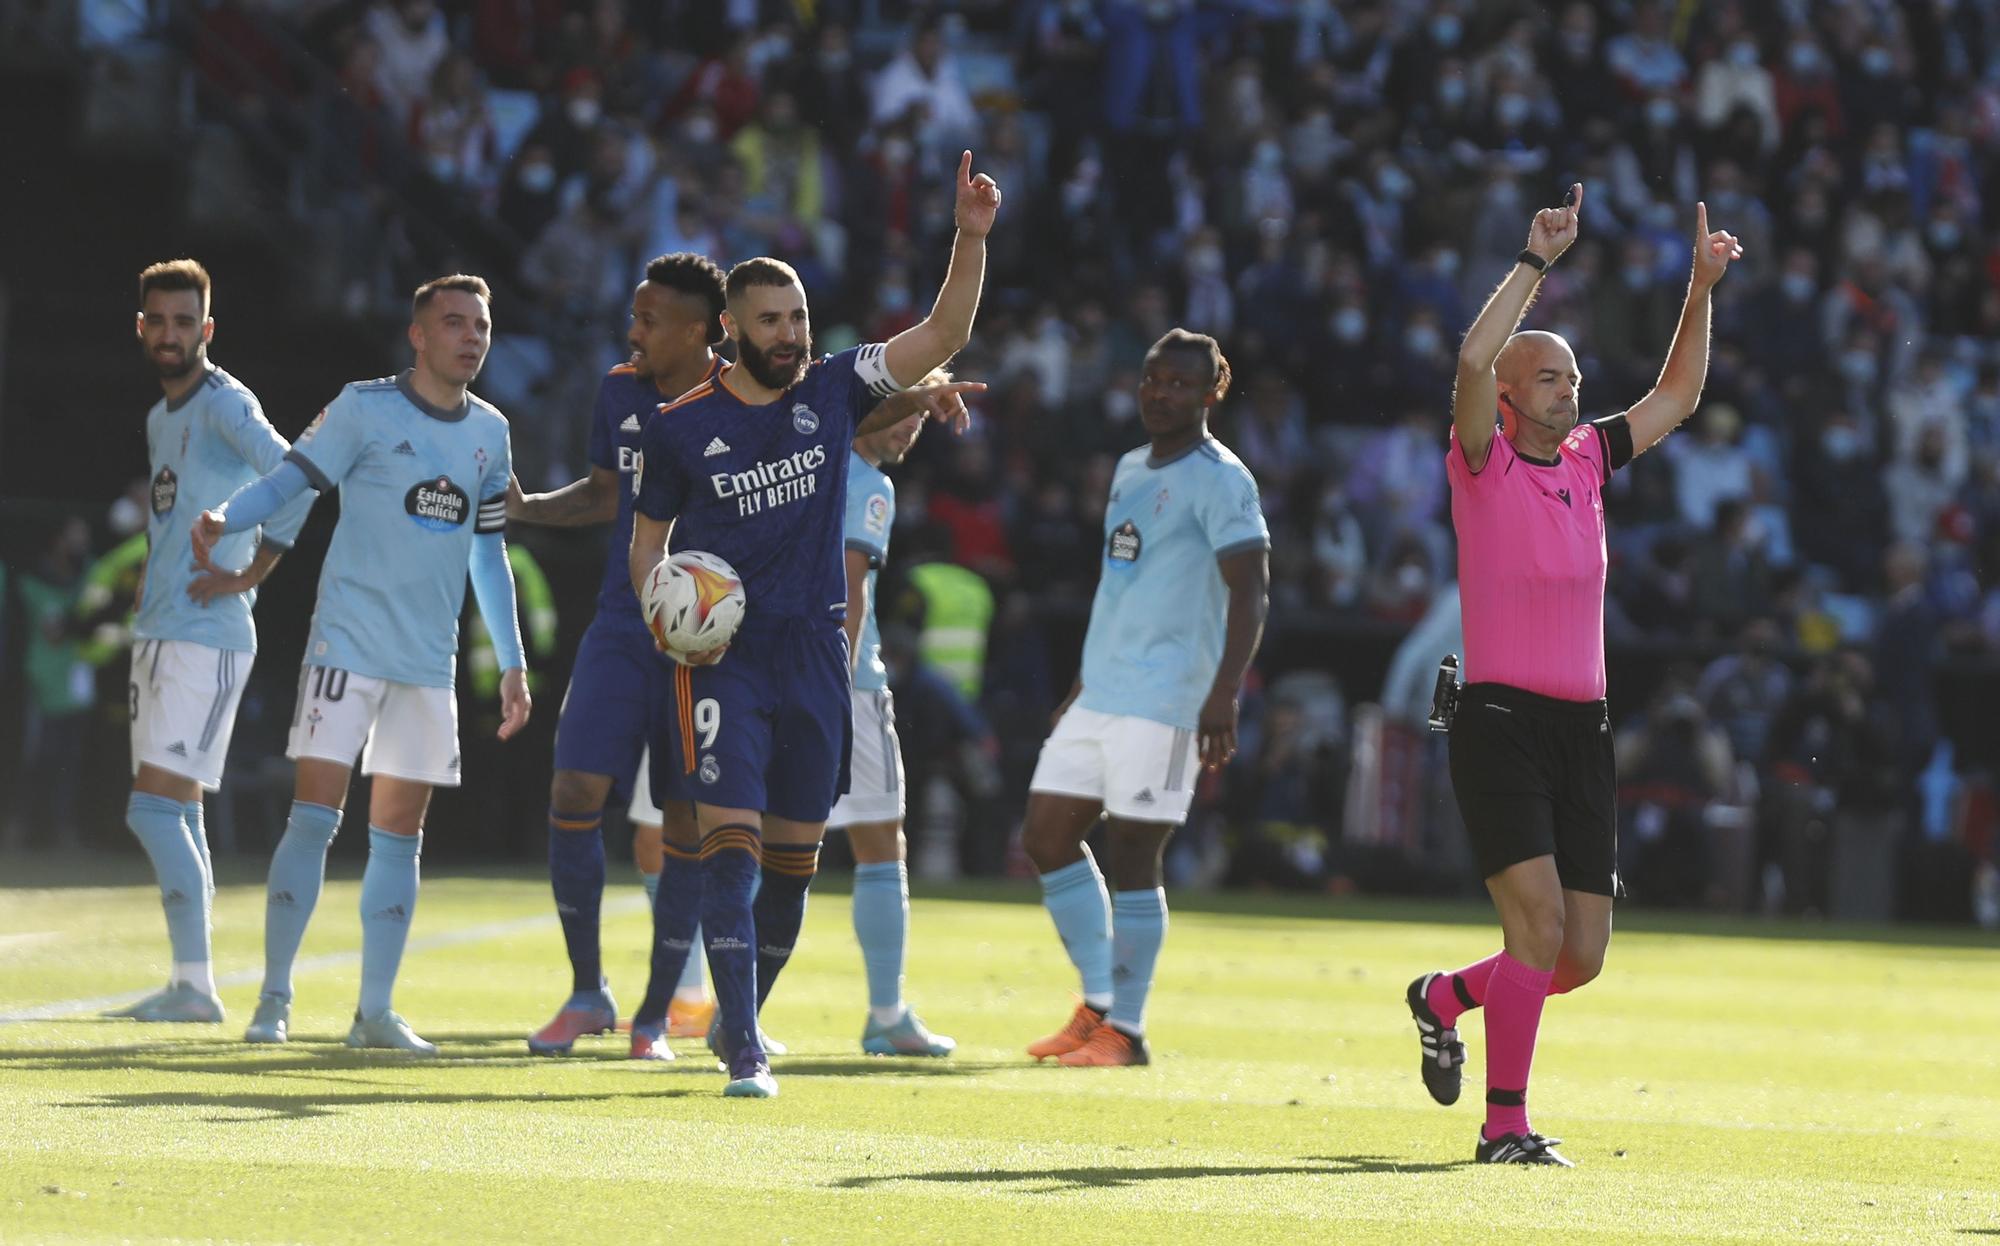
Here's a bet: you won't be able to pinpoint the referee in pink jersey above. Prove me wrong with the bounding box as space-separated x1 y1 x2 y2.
1404 183 1741 1166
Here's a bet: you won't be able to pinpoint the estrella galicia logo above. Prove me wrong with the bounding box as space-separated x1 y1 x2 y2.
1108 520 1142 566
151 465 178 516
791 403 820 435
405 476 470 530
699 753 722 785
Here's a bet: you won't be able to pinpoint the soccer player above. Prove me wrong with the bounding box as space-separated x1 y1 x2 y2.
1021 329 1270 1068
628 151 999 1097
108 259 312 1023
193 274 532 1054
1405 185 1738 1165
508 253 727 1057
829 391 954 1058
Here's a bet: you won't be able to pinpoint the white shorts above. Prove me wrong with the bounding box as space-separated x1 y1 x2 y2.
130 639 250 792
828 687 905 829
629 747 664 825
286 663 461 786
1029 705 1200 824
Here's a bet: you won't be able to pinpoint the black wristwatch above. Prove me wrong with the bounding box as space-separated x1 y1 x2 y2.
1516 249 1550 273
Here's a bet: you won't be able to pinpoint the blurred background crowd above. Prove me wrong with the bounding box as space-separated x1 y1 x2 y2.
2 0 1998 925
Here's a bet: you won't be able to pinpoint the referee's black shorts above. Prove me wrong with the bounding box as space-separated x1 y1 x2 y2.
1447 682 1620 897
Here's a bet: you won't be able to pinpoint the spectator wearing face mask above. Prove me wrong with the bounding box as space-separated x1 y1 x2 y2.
1746 247 1827 381
1887 422 1965 547
1604 1 1687 97
1694 31 1780 153
872 14 981 155
1667 403 1755 531
1774 32 1844 137
520 69 605 183
1792 411 1888 593
1543 3 1617 134
499 142 562 241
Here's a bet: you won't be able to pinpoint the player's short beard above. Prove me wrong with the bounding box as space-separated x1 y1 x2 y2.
738 332 810 391
150 341 200 381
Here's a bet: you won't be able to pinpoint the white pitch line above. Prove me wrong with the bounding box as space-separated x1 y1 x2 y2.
0 893 649 1024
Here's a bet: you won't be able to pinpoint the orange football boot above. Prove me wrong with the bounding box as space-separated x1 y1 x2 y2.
668 994 718 1039
1057 1021 1150 1067
1026 1002 1105 1060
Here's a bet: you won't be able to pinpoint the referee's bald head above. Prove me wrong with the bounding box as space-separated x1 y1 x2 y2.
1496 331 1576 387
1495 330 1581 437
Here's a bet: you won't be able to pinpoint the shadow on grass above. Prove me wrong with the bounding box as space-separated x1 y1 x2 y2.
1957 1231 2000 1237
0 1032 726 1078
767 1057 1006 1079
55 1086 697 1122
831 1153 1468 1192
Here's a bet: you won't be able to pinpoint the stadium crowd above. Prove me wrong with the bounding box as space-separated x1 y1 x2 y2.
11 0 2000 923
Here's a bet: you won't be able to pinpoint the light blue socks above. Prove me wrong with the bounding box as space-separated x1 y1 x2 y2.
852 861 908 1020
1039 852 1114 1010
1108 888 1168 1036
358 828 421 1018
126 792 210 989
180 799 214 902
260 801 340 1002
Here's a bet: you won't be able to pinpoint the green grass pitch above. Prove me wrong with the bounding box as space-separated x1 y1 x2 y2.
2 859 1996 1244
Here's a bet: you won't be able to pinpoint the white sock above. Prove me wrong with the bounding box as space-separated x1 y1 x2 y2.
174 961 216 996
1083 993 1112 1012
870 1004 905 1027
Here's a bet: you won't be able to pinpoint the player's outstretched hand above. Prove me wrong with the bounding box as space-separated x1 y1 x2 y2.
497 667 531 740
1691 201 1742 290
190 509 227 573
187 565 257 607
1525 182 1583 265
1197 685 1240 772
955 150 1001 238
910 379 986 436
505 472 527 519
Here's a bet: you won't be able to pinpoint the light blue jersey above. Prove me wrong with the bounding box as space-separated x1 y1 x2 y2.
1076 438 1268 730
135 363 312 653
844 451 894 692
285 373 512 688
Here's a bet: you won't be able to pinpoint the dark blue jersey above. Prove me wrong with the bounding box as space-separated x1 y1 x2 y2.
585 357 724 627
634 345 900 625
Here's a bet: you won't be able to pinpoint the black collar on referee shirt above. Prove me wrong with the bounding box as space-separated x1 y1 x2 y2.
1515 447 1561 467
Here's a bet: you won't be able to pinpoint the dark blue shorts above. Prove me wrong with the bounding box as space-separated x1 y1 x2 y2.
553 614 680 802
651 615 852 823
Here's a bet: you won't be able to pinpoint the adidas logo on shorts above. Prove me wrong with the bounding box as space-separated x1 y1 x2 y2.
167 741 189 757
621 414 642 432
704 437 732 457
1132 788 1155 805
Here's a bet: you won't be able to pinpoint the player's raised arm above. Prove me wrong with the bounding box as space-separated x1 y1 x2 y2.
882 151 1001 387
1454 184 1582 474
1619 201 1743 457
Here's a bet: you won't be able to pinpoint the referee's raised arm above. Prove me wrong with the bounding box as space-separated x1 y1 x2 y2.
1452 183 1582 473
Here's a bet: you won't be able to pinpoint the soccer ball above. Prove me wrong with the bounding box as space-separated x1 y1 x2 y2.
642 550 747 660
